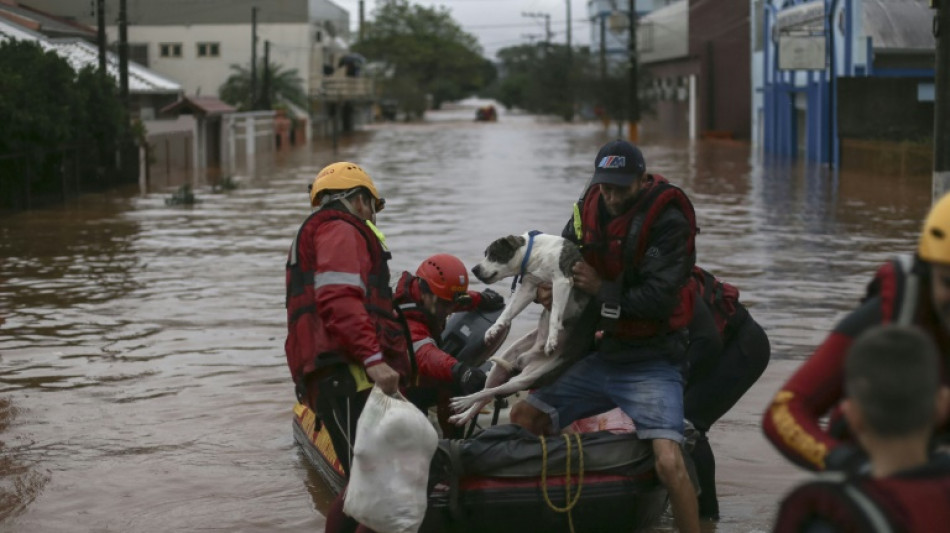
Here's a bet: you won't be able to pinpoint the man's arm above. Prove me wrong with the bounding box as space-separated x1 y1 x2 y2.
762 297 883 470
312 220 388 369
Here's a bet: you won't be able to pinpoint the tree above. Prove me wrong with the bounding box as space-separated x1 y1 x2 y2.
489 43 576 120
354 0 496 116
218 61 307 111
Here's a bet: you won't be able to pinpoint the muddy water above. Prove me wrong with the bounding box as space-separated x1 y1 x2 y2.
0 101 934 532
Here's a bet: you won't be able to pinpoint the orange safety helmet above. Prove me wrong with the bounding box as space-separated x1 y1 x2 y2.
308 161 385 211
416 254 469 302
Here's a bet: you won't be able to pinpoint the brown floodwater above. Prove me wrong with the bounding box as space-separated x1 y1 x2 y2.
0 101 934 532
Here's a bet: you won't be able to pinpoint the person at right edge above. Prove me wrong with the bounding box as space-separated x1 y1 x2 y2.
773 325 950 532
510 139 701 533
762 193 950 473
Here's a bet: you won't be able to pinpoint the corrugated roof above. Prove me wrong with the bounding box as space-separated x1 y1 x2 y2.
0 18 181 94
0 2 94 39
160 95 236 116
864 0 935 52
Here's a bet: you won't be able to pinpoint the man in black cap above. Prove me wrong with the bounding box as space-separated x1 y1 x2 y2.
511 139 701 532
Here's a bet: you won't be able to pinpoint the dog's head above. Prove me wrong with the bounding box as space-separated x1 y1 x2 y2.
471 234 528 284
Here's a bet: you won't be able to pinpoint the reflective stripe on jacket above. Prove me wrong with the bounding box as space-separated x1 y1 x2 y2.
284 208 408 384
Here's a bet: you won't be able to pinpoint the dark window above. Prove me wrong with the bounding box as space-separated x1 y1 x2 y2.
130 43 149 66
160 42 182 58
197 42 220 57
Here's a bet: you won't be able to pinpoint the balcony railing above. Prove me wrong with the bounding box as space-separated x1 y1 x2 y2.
314 77 375 101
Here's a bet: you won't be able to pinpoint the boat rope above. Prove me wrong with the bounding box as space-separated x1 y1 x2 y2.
539 433 584 533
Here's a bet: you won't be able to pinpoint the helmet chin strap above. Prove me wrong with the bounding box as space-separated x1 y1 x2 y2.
317 189 362 217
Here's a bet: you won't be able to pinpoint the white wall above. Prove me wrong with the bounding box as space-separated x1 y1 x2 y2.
638 0 688 65
108 23 314 98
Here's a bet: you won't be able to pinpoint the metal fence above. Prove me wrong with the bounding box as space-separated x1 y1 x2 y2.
0 142 139 211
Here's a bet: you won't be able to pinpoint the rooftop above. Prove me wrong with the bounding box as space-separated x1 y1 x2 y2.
0 18 181 94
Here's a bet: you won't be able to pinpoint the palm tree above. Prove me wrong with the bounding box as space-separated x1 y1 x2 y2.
218 61 307 111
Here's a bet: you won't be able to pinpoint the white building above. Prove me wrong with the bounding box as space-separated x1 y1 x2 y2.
19 0 357 107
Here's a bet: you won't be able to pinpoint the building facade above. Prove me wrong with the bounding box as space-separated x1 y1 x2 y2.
754 0 936 165
19 0 364 117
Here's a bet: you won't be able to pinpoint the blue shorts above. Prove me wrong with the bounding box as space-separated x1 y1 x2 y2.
524 353 686 443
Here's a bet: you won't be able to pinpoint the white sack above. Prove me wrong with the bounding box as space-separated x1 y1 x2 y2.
343 385 438 533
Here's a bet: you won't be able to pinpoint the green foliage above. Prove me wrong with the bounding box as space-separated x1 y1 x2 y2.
488 43 654 122
0 40 127 156
488 43 577 120
354 0 496 116
218 61 307 111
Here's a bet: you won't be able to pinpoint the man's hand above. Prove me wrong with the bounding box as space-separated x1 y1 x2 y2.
572 261 602 295
366 362 400 395
534 282 553 310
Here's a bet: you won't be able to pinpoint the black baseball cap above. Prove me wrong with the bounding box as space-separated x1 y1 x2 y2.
590 139 646 187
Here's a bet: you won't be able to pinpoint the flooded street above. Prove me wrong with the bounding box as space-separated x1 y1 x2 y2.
0 102 935 532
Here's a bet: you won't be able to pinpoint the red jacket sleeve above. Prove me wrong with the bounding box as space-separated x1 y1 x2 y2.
312 220 383 368
406 317 456 382
762 298 882 470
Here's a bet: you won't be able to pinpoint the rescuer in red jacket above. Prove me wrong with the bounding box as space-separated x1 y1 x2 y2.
773 325 950 532
285 161 405 533
393 254 504 436
763 194 950 472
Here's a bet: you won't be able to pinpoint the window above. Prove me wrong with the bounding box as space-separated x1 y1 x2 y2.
197 42 220 57
130 43 149 66
159 43 182 58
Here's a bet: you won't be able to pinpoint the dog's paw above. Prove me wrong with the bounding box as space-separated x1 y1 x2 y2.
484 322 508 344
544 337 559 356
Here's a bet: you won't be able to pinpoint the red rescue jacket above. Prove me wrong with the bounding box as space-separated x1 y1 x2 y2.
578 174 698 339
763 255 950 470
284 208 408 385
774 455 950 533
392 271 481 384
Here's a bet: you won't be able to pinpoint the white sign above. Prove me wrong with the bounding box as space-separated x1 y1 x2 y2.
778 35 827 70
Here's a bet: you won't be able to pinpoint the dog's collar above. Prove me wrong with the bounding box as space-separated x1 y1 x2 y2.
511 230 543 292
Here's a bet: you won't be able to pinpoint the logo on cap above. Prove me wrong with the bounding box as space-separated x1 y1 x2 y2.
597 156 626 169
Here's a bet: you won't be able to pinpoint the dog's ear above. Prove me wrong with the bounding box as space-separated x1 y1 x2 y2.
504 235 526 249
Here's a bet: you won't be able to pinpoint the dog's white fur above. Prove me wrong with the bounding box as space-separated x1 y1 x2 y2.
449 233 589 426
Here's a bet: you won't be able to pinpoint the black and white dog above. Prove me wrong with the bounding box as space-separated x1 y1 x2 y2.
448 232 591 426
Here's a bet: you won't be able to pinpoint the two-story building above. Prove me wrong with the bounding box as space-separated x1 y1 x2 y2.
599 0 752 140
754 0 935 169
20 0 372 134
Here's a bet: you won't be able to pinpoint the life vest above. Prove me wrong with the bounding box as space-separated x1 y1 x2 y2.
284 208 408 384
863 254 921 326
691 266 749 342
778 457 950 533
576 175 698 338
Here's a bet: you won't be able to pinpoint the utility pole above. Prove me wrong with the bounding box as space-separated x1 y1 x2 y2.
935 0 950 198
522 12 551 50
566 0 572 53
118 0 128 108
359 0 365 42
250 6 258 110
565 0 574 121
628 0 639 142
599 14 607 80
260 40 271 109
96 0 106 75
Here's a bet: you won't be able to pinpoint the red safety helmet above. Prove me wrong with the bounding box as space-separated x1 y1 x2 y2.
416 254 469 302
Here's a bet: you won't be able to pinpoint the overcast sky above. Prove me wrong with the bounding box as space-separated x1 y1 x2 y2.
332 0 593 59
